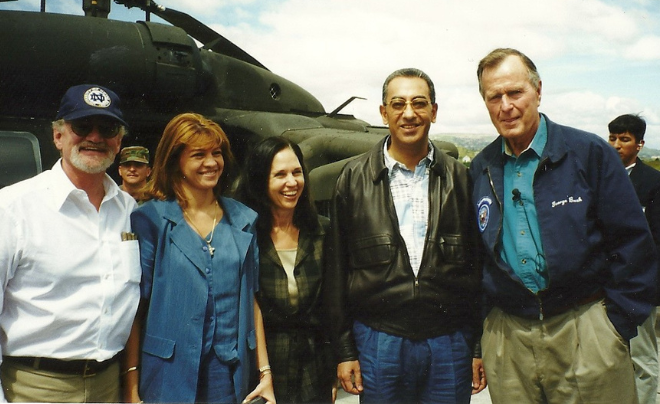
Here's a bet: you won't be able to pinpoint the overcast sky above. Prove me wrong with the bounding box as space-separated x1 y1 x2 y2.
4 0 660 148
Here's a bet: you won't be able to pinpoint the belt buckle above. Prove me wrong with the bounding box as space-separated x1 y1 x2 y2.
82 360 96 378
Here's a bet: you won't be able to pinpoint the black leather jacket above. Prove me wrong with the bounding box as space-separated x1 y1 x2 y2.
324 138 482 363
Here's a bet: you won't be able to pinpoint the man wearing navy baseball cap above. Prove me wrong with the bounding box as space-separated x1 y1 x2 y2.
0 84 141 402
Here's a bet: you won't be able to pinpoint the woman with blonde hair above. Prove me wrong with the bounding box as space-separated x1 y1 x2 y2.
127 113 275 403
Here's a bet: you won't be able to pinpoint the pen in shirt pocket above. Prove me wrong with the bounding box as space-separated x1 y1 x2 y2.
121 232 137 241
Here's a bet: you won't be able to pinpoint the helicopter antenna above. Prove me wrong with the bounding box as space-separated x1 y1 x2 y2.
115 0 268 70
83 0 111 18
328 96 366 117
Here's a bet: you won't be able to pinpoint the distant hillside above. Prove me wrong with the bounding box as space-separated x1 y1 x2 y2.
431 133 495 160
433 133 660 167
639 147 660 161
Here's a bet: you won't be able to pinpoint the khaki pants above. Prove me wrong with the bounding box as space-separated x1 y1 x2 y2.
0 359 120 403
630 306 659 404
482 300 637 404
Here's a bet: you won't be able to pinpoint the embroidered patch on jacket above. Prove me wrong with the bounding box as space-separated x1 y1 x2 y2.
477 197 492 232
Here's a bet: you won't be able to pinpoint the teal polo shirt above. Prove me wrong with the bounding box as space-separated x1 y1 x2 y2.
499 115 548 293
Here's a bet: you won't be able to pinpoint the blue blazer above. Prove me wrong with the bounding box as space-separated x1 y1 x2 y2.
131 197 259 403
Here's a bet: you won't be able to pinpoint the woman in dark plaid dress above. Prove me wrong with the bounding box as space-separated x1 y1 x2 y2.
238 137 334 403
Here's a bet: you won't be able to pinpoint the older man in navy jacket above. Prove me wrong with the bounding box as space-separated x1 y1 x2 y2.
470 48 657 404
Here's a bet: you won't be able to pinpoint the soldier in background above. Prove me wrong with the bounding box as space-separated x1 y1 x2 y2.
118 146 151 203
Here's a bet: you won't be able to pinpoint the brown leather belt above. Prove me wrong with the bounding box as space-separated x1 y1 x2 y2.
3 355 118 378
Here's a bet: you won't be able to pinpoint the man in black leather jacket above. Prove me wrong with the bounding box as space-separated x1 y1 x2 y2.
324 68 485 404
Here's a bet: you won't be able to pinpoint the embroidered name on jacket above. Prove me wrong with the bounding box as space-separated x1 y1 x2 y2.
551 196 583 208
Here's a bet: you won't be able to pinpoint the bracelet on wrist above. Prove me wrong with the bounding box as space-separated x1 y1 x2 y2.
259 369 272 379
259 365 271 373
122 366 139 376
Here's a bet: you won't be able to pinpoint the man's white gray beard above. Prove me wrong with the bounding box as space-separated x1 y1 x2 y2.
70 145 115 174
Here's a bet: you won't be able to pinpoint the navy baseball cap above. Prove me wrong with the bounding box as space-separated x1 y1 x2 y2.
56 84 128 127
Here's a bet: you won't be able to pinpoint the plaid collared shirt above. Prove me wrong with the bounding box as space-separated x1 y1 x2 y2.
383 140 433 276
256 217 334 402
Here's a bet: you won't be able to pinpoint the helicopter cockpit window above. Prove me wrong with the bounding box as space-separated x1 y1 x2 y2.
0 132 42 189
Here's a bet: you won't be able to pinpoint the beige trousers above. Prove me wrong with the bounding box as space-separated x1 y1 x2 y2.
630 306 659 404
482 300 637 404
0 359 120 403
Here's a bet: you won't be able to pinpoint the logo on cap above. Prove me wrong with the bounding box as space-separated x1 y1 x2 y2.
84 87 112 109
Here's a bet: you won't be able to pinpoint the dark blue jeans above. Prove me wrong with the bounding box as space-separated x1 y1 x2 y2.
353 321 473 404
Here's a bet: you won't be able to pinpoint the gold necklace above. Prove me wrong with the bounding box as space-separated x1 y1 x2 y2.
184 201 218 257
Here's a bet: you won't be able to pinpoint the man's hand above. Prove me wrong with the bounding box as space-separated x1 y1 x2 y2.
471 358 487 394
337 360 363 395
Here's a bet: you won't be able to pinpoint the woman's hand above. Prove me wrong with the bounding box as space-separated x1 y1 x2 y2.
242 372 276 404
123 386 141 404
121 367 141 403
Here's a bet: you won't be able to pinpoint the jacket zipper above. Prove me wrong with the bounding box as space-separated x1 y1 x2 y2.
534 157 551 320
416 160 447 297
415 169 438 299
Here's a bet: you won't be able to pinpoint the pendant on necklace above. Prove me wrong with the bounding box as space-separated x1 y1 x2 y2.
183 202 218 258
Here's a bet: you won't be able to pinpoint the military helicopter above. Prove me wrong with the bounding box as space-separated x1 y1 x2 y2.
0 0 457 208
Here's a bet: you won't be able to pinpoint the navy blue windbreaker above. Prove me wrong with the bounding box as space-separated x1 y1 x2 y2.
470 114 657 340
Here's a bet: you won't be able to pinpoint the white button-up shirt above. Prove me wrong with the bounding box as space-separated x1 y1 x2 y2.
0 160 140 364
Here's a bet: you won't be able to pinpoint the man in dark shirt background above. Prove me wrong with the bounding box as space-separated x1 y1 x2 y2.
608 113 660 404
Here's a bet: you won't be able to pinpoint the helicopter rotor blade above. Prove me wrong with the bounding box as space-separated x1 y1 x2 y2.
114 0 268 70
